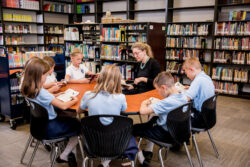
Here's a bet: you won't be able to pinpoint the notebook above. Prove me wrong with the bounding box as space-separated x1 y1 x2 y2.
175 82 186 93
57 89 79 102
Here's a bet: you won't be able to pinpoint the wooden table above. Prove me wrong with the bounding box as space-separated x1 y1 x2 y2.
60 83 162 114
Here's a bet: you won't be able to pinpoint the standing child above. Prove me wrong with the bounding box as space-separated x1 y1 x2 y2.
133 72 188 167
43 56 62 93
77 64 138 167
65 48 93 84
182 57 215 127
21 57 80 167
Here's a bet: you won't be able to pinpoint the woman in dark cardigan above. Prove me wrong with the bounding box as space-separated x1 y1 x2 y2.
123 42 161 95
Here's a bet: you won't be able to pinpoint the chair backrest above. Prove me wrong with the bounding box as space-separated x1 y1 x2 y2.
80 115 133 160
166 102 192 144
28 100 49 141
200 94 218 129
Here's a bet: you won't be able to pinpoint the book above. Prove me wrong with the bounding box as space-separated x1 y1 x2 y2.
56 89 79 102
121 79 133 88
175 82 186 93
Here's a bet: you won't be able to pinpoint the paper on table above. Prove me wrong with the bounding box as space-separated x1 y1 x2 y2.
57 88 79 102
175 82 186 93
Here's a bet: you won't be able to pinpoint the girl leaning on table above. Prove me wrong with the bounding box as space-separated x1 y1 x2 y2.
77 64 138 167
21 57 80 167
65 48 94 84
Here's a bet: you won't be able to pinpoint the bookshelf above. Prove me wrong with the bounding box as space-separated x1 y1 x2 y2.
100 22 165 80
212 0 250 98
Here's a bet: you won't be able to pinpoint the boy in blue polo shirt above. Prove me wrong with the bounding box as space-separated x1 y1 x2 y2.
133 72 188 167
183 57 215 127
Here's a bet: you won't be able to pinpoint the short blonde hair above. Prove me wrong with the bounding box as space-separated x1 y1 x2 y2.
153 71 174 88
183 57 201 70
131 42 154 58
70 48 82 57
93 64 122 95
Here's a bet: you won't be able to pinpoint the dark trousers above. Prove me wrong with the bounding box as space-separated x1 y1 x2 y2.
133 116 174 143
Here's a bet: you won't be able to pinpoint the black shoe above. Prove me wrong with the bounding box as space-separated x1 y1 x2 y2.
43 143 51 152
170 143 181 152
141 158 150 167
56 156 67 163
142 150 153 160
97 164 104 167
68 152 77 167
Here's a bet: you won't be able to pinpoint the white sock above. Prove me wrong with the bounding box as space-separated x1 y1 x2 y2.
60 136 78 161
137 151 145 164
101 160 111 167
144 140 154 152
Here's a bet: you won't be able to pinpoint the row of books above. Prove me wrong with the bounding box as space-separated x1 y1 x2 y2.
166 61 183 74
101 27 126 42
76 4 90 14
43 3 73 13
7 46 36 54
45 46 64 54
8 51 55 68
213 81 238 95
2 0 39 10
212 67 248 82
10 78 19 93
4 24 33 34
45 36 64 45
219 11 250 22
128 24 147 31
219 0 250 4
82 25 100 31
65 43 81 56
64 27 80 41
84 61 100 74
215 22 250 36
214 37 249 50
166 37 207 49
166 24 209 36
213 51 250 64
101 44 128 61
44 25 64 34
3 13 33 22
65 43 100 59
77 0 94 2
166 49 205 62
5 36 24 45
0 36 3 45
127 34 147 43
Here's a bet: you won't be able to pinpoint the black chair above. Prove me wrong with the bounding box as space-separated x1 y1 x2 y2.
191 94 219 167
20 101 83 167
80 115 135 167
137 102 194 167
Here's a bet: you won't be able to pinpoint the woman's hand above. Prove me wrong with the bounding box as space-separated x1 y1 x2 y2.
127 85 134 90
134 77 148 85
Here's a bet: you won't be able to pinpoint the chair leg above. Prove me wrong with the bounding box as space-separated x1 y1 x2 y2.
207 130 219 158
164 147 169 160
192 134 204 167
20 135 33 163
82 157 88 167
27 140 40 167
78 136 85 159
158 147 165 167
139 115 143 123
184 142 194 167
51 145 59 167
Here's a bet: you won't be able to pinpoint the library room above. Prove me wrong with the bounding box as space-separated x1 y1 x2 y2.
0 0 249 167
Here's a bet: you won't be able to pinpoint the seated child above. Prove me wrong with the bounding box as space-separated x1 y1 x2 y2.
43 56 63 93
21 57 80 167
182 57 215 127
133 72 188 166
65 48 93 84
77 64 138 167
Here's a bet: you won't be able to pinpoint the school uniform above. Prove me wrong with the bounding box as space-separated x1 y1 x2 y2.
44 72 57 84
79 91 138 160
184 71 215 127
133 93 188 143
66 64 89 80
29 88 80 139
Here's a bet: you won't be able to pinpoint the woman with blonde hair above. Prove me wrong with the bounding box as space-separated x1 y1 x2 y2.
124 42 161 94
77 64 138 167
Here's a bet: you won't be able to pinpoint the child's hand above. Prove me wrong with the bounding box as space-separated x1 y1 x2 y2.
128 85 134 90
51 84 61 93
80 78 90 84
71 96 78 101
142 99 151 106
184 85 190 89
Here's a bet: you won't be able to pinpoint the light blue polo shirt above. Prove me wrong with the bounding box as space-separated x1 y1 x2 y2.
29 88 57 120
80 91 127 125
184 71 215 112
150 93 188 131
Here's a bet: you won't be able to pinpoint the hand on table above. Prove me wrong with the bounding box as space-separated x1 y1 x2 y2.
134 77 148 85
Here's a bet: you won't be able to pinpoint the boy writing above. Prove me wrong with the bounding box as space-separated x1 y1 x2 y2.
133 72 188 166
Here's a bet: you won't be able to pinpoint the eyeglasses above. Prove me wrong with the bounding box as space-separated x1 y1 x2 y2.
132 51 143 57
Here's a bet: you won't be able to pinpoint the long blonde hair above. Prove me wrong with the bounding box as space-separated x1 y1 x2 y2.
92 64 122 95
21 58 50 98
131 42 154 58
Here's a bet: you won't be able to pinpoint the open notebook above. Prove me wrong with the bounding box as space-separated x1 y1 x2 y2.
175 82 186 93
57 89 79 102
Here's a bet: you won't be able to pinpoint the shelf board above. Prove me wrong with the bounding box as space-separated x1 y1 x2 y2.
214 35 250 37
44 33 64 36
168 5 214 10
217 20 250 23
64 40 82 43
9 67 24 70
44 23 65 25
212 63 250 68
167 21 213 24
100 58 138 63
126 30 147 32
213 79 249 84
3 20 42 24
44 0 73 4
5 33 42 35
214 49 249 52
76 1 95 4
6 44 43 47
218 3 250 7
76 13 96 16
130 9 165 13
2 7 40 12
166 34 210 37
101 11 127 14
165 47 212 51
44 11 73 15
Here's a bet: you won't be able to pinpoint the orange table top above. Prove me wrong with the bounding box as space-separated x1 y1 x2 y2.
60 83 162 113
